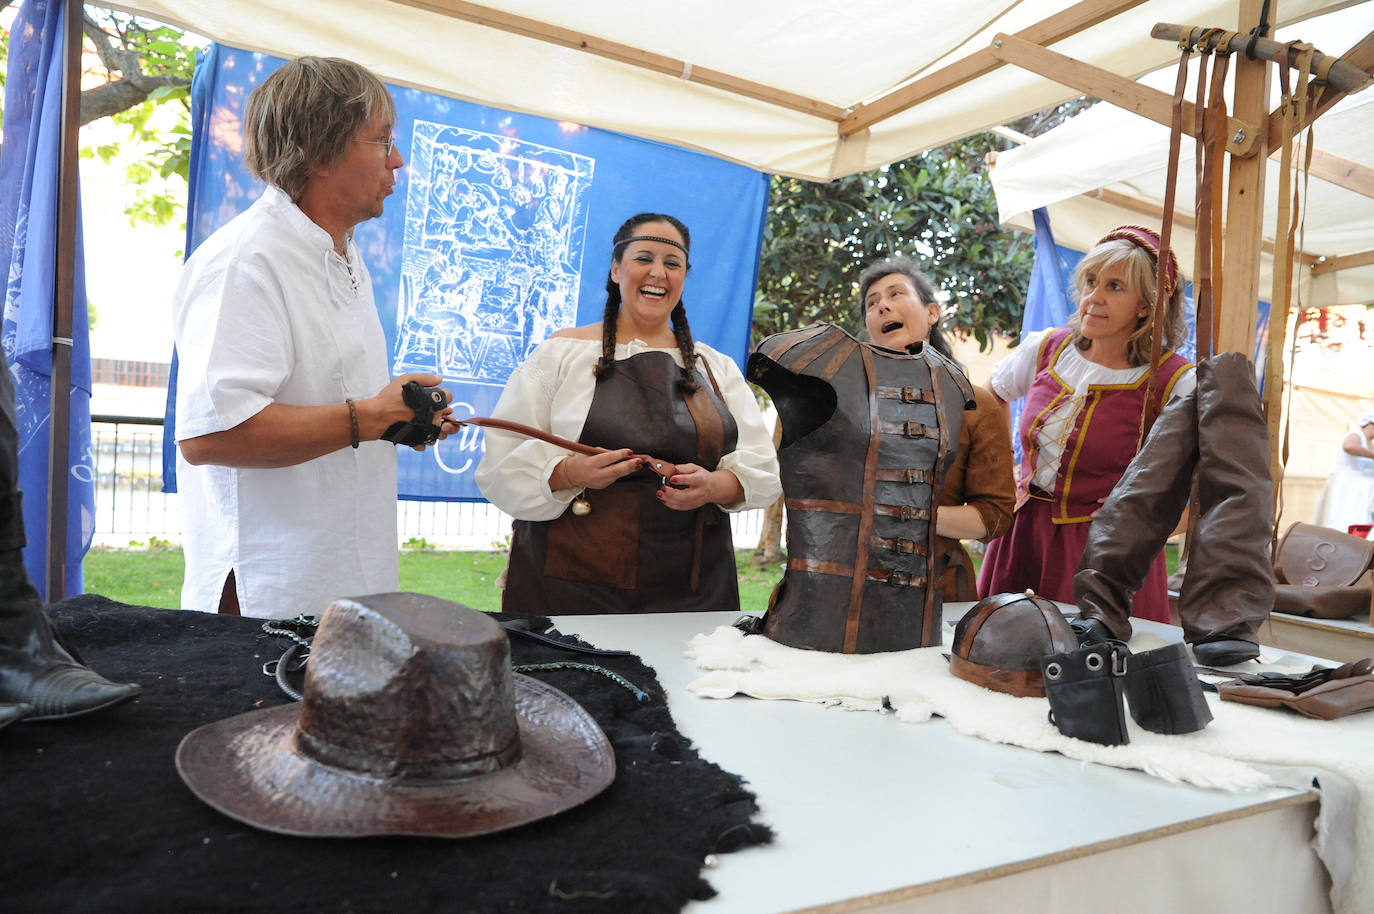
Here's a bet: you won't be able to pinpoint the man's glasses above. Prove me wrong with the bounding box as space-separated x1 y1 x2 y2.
358 135 397 157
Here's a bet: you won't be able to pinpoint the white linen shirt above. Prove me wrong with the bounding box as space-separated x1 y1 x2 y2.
475 336 781 521
990 328 1197 492
173 186 398 618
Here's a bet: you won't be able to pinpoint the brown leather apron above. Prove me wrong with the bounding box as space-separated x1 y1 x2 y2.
502 351 739 615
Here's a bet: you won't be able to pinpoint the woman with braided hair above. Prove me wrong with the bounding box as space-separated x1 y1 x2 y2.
477 213 780 615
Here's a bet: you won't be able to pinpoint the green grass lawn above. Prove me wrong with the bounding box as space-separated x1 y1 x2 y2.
81 546 788 614
80 544 1177 613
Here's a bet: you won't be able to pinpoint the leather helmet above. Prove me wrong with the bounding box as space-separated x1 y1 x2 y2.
950 590 1079 697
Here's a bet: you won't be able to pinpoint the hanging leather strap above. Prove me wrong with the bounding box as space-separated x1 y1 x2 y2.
1193 41 1231 360
1193 46 1215 358
1139 44 1191 449
1264 41 1320 533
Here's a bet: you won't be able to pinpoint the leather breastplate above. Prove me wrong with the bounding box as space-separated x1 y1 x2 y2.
748 324 974 653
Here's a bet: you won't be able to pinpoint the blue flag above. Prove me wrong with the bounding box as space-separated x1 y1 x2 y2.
163 45 770 502
0 0 97 598
1008 209 1078 460
1020 207 1073 339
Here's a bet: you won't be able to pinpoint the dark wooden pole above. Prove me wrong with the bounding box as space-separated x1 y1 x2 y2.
47 0 83 600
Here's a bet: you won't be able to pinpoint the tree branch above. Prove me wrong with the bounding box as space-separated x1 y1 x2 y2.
77 9 190 126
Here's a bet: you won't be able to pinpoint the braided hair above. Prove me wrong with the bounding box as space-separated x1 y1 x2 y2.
593 213 700 393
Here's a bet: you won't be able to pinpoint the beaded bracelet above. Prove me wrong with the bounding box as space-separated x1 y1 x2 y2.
345 398 360 448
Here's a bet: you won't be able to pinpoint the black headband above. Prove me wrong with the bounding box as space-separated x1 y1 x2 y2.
616 234 689 257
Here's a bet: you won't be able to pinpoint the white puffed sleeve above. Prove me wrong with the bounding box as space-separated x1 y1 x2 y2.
475 337 598 522
698 345 781 511
988 327 1051 404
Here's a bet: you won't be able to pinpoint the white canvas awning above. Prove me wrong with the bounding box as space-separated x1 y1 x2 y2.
99 0 1358 181
989 3 1374 306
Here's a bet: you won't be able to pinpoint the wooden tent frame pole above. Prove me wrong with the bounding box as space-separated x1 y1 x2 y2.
986 33 1261 157
838 0 1149 137
1151 22 1371 93
46 0 82 599
1264 31 1374 150
1216 0 1272 360
388 0 847 121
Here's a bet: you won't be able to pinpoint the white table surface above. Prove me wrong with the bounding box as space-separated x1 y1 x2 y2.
555 607 1329 914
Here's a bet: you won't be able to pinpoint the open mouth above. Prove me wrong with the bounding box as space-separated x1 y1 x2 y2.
640 285 668 301
881 320 904 334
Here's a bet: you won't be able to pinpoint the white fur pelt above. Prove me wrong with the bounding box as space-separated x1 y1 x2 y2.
686 626 1374 914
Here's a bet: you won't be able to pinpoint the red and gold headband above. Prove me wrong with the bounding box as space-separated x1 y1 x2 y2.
1098 225 1179 298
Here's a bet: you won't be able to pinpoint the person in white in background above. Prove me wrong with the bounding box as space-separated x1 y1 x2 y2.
1312 414 1374 536
173 57 450 619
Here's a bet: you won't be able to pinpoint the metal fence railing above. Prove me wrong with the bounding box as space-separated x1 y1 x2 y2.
90 415 766 549
92 415 179 545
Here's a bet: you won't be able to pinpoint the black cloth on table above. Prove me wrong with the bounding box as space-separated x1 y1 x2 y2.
1 596 772 914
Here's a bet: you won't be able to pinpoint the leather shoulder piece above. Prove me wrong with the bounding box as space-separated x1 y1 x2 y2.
748 326 845 448
752 322 835 363
922 345 976 410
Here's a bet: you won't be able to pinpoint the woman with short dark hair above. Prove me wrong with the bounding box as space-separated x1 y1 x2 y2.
860 256 1014 601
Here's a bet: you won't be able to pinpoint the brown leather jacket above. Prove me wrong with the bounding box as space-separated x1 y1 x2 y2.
935 384 1015 602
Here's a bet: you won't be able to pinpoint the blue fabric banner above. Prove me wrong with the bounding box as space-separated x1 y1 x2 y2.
0 0 96 599
163 44 770 501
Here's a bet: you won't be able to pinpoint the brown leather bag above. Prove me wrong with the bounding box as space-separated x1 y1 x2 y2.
1272 522 1374 620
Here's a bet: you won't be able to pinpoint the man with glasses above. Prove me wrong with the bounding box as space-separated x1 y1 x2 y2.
172 57 449 618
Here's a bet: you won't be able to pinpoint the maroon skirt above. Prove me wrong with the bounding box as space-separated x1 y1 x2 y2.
977 497 1169 624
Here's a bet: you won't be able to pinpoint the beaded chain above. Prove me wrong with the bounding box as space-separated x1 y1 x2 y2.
261 615 319 646
513 662 650 703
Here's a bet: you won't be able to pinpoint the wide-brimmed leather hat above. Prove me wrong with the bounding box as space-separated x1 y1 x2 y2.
950 590 1079 697
176 593 615 838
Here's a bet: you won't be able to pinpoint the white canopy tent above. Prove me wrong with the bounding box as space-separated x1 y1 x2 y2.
989 3 1374 307
98 0 1355 181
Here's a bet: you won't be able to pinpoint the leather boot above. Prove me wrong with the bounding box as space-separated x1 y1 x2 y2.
1073 388 1199 641
1178 354 1271 665
0 550 140 720
0 346 138 719
0 701 32 730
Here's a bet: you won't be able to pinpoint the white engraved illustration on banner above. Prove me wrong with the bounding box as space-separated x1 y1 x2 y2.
395 121 594 385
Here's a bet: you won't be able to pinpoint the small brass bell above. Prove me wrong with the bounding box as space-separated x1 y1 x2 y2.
571 497 591 516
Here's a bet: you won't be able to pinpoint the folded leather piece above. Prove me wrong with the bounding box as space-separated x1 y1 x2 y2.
1123 641 1213 734
1041 641 1130 745
1216 658 1374 720
1273 583 1371 621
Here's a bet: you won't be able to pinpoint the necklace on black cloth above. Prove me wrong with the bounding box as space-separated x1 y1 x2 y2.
261 614 651 703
